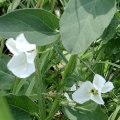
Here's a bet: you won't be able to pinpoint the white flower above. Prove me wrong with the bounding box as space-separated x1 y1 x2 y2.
6 33 37 78
72 74 114 105
70 84 77 91
64 84 77 102
64 92 73 102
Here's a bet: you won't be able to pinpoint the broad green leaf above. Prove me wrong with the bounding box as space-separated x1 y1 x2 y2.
10 106 32 120
0 71 15 90
60 0 116 54
63 105 108 120
0 55 15 90
0 9 59 46
0 97 13 120
0 54 10 73
7 95 39 114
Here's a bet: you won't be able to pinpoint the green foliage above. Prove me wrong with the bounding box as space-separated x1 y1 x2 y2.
0 55 15 90
63 105 108 120
0 97 13 120
0 9 59 46
60 0 116 54
109 106 120 120
10 106 32 120
0 0 119 120
7 95 39 114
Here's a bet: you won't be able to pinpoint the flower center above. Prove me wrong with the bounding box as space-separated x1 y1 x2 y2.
90 88 98 95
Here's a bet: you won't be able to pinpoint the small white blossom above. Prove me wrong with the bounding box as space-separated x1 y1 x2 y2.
6 33 37 78
70 84 77 91
64 92 73 102
72 74 114 105
64 84 77 102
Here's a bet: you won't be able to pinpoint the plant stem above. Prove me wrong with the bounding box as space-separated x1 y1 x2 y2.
27 0 31 8
0 40 4 55
35 54 46 120
51 0 56 13
36 0 44 8
46 55 77 120
63 55 77 79
12 77 20 94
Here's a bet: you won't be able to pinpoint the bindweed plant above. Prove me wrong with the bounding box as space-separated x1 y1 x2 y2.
0 0 120 120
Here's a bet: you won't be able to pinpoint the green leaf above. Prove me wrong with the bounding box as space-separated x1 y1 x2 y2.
0 71 15 90
0 54 10 73
60 0 116 54
10 106 32 120
0 97 13 120
0 9 59 46
102 12 120 43
0 55 15 90
63 105 108 120
7 95 39 120
7 95 39 114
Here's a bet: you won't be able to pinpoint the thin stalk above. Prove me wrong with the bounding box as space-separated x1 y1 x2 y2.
7 0 18 13
36 0 44 8
63 55 77 79
80 59 95 74
0 40 4 55
53 44 68 64
12 77 20 94
110 69 120 81
10 0 15 10
35 54 46 120
27 0 31 8
51 0 56 13
46 55 77 120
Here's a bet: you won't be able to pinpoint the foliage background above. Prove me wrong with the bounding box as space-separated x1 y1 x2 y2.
0 0 120 120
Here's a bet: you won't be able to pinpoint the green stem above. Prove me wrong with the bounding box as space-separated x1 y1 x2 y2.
27 0 31 8
12 77 20 94
7 0 15 13
35 54 46 120
36 0 44 8
46 55 77 120
51 0 56 13
80 59 95 74
63 55 77 79
0 40 4 55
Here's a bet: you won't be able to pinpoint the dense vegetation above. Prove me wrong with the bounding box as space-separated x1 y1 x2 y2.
0 0 120 120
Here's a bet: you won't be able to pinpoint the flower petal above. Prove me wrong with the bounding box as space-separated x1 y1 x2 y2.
70 84 77 91
7 53 35 78
16 33 36 52
25 50 37 63
72 81 92 104
93 74 106 91
102 81 114 93
64 92 73 102
91 92 104 105
6 38 19 55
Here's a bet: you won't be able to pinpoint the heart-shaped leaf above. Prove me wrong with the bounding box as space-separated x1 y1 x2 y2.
60 0 116 54
0 9 59 46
